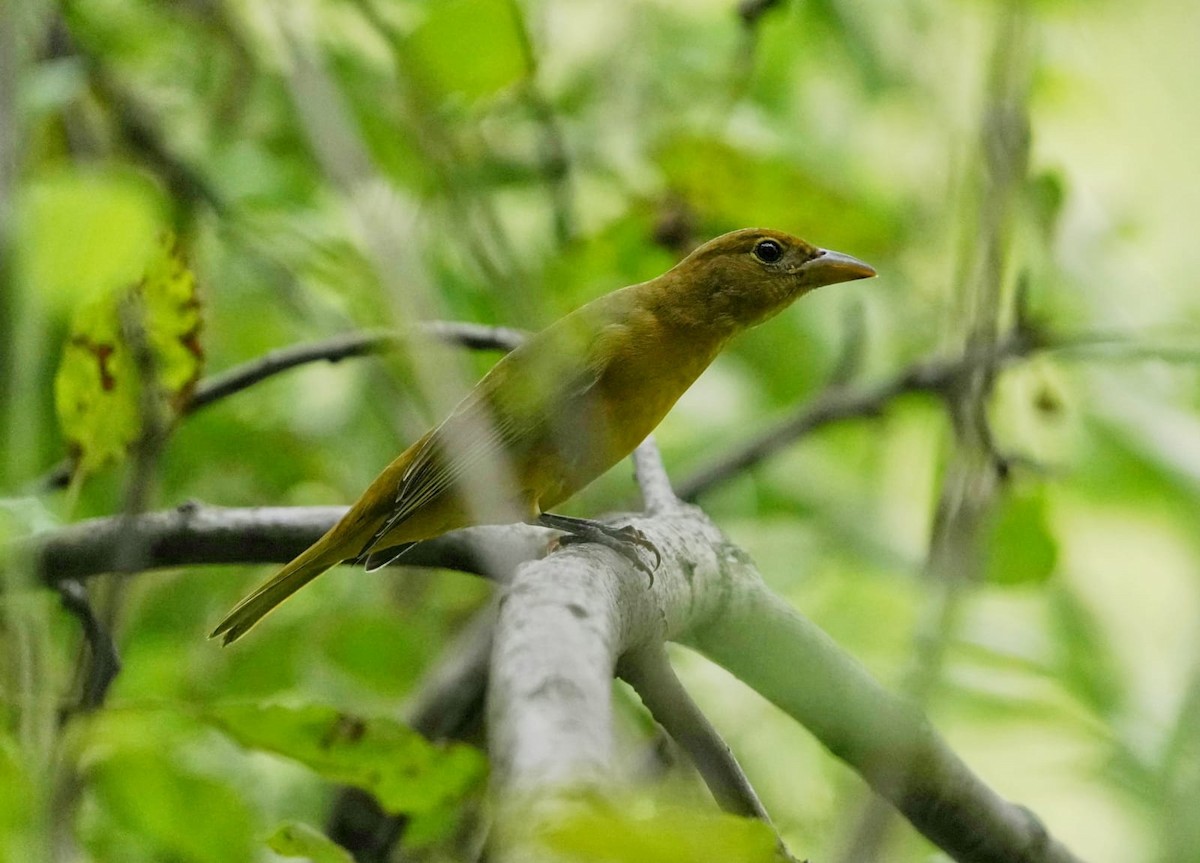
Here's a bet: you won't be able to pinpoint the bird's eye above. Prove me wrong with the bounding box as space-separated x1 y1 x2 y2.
752 239 783 264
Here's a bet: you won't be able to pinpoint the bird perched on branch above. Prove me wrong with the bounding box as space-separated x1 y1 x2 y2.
212 228 875 643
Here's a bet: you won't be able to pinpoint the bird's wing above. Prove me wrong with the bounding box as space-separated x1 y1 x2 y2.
359 311 624 558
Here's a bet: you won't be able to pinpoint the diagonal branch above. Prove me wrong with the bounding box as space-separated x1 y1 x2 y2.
683 562 1080 863
618 643 801 862
677 326 1040 501
188 322 525 413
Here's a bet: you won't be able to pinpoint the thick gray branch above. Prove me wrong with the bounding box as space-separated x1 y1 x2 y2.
487 505 1084 863
488 508 730 794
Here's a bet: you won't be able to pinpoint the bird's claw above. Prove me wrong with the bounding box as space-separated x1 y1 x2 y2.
558 524 661 586
613 525 662 570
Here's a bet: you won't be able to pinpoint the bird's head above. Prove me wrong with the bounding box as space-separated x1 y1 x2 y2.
670 228 876 329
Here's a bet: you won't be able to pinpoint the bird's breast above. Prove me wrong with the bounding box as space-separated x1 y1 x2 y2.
538 318 726 507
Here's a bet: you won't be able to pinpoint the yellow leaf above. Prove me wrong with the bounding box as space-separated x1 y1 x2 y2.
53 232 204 475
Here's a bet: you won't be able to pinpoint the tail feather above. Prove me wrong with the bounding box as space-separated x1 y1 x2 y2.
210 541 345 645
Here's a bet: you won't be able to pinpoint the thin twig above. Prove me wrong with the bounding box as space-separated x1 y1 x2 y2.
39 322 527 489
190 322 524 412
632 437 681 516
55 580 121 712
619 644 801 863
53 13 224 214
677 327 1038 501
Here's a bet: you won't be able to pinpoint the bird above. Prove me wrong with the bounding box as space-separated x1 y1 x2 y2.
211 228 875 644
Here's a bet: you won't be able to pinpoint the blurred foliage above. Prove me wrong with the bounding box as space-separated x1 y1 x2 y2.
267 820 355 863
1 0 1198 861
534 796 778 863
203 702 486 835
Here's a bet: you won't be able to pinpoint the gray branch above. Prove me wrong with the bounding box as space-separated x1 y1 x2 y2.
486 504 1085 863
618 643 802 862
632 436 682 516
23 500 1084 862
26 502 550 586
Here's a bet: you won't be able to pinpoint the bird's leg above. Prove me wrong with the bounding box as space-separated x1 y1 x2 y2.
535 513 661 584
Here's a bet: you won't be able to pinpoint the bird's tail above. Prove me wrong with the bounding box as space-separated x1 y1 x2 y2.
210 538 346 645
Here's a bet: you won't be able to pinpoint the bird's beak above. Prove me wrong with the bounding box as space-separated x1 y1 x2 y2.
799 249 877 286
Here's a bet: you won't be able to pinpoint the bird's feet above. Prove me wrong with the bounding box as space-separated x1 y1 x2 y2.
536 513 661 585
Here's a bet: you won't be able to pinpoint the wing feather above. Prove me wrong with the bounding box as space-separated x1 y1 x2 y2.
359 320 616 555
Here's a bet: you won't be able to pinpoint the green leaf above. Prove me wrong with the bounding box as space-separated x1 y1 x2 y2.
537 799 778 863
404 0 530 102
983 487 1059 586
53 232 203 474
267 821 355 863
202 703 487 818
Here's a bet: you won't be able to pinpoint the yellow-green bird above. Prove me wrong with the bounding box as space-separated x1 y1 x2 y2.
212 228 875 644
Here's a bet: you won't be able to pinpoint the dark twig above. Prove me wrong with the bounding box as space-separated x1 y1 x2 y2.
40 322 527 489
189 322 524 413
52 12 224 214
619 644 801 863
56 580 121 712
677 327 1039 501
28 502 550 587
